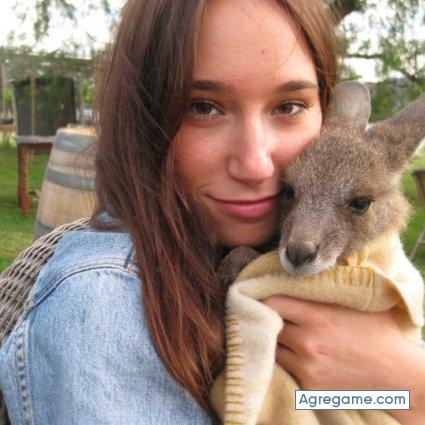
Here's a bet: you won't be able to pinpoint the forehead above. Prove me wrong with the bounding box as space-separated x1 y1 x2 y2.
194 0 317 91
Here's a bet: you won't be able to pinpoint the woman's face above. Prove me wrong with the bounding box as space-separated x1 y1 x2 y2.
172 0 322 247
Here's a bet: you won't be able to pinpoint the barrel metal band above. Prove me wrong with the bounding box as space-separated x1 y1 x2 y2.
34 220 54 238
45 168 95 191
54 133 95 154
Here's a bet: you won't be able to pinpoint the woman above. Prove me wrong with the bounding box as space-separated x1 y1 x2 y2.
1 0 424 423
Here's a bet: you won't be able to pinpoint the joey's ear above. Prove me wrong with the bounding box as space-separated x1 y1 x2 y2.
323 81 371 130
369 93 425 171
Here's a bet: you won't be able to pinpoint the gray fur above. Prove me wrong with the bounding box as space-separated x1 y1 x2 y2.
218 82 425 282
324 81 371 130
279 81 425 275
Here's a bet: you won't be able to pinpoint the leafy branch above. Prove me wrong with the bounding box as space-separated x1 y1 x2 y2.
13 0 112 42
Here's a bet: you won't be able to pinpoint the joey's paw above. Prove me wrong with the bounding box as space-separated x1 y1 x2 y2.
217 246 260 289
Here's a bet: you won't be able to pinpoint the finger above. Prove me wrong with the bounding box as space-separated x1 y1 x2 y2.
275 343 303 384
277 322 306 354
262 295 324 326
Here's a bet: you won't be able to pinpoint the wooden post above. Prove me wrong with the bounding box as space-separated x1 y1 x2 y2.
30 76 36 135
79 76 85 124
1 60 6 118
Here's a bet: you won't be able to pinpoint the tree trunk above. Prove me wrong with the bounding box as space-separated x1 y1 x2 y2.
329 0 362 23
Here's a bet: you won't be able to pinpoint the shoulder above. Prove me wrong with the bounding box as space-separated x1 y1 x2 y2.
27 226 138 311
23 227 152 380
42 223 136 273
24 225 146 355
0 228 214 424
22 225 154 379
26 266 154 383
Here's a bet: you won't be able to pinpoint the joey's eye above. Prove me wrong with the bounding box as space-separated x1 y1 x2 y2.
187 100 221 119
347 197 373 214
281 185 294 200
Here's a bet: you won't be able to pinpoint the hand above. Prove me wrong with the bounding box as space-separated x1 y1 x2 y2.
262 295 425 424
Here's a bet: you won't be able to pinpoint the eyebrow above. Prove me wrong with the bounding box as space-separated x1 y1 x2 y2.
191 79 318 94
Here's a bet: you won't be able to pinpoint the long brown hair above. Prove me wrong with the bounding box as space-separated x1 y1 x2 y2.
91 0 339 416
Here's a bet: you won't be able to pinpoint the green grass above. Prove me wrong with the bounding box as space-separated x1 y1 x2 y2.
0 143 49 272
390 152 425 339
401 153 425 275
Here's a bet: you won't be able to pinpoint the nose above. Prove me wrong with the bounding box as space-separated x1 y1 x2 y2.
285 241 318 267
227 117 275 185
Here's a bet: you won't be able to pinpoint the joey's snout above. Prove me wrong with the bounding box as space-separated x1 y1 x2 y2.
285 241 318 267
279 227 341 276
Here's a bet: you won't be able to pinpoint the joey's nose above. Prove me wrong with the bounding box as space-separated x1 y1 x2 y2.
285 241 318 267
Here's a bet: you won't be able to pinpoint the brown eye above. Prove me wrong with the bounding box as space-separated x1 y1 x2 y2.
281 185 294 200
187 100 221 119
348 197 373 214
274 101 308 117
278 104 300 115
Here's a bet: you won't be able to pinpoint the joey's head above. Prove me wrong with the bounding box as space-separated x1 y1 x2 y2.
278 81 425 275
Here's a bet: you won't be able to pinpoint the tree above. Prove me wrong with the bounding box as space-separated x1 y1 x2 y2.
338 0 425 119
14 0 112 42
328 0 365 22
12 0 365 56
10 0 424 121
342 1 424 83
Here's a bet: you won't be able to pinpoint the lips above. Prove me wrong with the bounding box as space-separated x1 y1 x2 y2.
208 194 280 219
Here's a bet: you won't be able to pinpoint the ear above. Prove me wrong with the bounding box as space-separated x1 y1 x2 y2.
368 93 425 171
324 81 371 130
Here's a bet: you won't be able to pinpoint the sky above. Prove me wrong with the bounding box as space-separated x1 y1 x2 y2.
0 1 422 83
0 0 123 57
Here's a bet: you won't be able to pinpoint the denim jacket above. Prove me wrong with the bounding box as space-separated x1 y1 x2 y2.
0 219 216 424
2 219 425 425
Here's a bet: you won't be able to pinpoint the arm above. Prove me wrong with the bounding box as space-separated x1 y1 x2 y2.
0 267 213 425
263 295 425 425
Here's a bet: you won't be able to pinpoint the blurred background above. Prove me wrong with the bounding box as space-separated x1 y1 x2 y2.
0 0 424 274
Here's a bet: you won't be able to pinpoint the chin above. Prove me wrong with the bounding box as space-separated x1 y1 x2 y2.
218 225 276 248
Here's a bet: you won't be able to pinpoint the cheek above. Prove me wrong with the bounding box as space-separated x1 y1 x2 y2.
171 126 222 192
274 108 323 167
293 109 322 153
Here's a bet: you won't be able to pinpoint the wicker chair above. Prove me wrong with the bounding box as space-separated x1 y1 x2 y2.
410 169 425 261
0 218 91 425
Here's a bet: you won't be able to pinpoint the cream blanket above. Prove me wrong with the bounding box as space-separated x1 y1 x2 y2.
210 232 424 425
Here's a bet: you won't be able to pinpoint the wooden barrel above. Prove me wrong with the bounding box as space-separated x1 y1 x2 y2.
35 126 97 239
